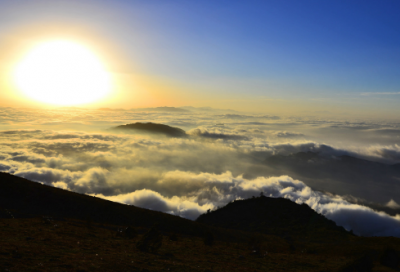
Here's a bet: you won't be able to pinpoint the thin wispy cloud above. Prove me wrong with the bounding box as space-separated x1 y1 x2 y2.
361 92 400 96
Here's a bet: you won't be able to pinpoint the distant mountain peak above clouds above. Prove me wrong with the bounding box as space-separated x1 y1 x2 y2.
256 151 400 207
269 151 400 166
112 122 187 137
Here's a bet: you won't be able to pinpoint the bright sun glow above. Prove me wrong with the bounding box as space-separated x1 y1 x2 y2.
13 40 112 106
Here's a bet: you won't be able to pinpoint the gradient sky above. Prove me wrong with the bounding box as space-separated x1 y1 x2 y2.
1 0 400 117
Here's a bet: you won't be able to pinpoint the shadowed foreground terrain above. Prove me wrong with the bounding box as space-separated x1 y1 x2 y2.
1 172 400 271
196 196 350 243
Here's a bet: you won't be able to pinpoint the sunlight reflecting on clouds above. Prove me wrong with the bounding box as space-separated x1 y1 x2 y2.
1 107 400 236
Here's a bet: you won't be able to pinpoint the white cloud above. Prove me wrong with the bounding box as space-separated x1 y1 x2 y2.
1 107 400 237
97 171 400 237
361 92 400 96
386 199 400 209
99 189 213 220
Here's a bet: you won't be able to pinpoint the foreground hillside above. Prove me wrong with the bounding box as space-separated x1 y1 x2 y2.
1 172 400 271
196 196 349 243
0 172 202 236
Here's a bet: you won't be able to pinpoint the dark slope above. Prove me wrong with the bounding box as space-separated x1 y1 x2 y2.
1 173 400 271
113 122 186 137
197 196 350 242
0 172 200 235
1 170 348 241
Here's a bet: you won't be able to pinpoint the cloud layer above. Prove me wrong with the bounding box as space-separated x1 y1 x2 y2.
1 107 400 237
99 172 400 237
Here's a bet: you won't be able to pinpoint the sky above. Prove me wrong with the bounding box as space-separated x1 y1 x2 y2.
0 0 400 117
0 1 400 237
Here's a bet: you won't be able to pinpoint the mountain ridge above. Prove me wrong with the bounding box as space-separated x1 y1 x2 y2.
1 171 400 271
112 122 187 137
196 195 350 242
0 172 199 235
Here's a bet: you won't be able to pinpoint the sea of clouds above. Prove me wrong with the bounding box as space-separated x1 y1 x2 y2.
1 106 400 237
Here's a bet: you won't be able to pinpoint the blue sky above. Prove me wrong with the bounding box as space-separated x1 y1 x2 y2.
1 0 400 115
123 0 400 93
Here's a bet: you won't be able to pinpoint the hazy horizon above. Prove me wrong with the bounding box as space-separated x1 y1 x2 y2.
1 1 400 117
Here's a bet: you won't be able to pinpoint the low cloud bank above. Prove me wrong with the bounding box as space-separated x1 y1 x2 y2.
2 129 400 205
2 107 400 238
274 131 305 138
98 171 400 237
103 189 213 220
187 128 248 140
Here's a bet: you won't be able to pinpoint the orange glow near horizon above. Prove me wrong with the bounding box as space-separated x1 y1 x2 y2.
12 40 113 106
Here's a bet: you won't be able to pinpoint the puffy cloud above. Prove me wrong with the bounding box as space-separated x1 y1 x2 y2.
213 114 254 119
0 163 11 171
98 171 400 237
386 199 400 209
187 128 249 140
1 107 400 237
1 127 400 205
366 144 400 162
101 189 212 220
15 167 81 185
274 131 305 138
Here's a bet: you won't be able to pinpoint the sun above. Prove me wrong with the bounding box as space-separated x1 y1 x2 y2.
13 40 112 106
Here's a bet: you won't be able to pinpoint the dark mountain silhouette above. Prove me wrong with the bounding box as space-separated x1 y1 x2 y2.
196 196 349 242
0 172 270 242
244 151 400 207
1 172 399 271
0 172 199 235
264 152 400 186
112 122 187 137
